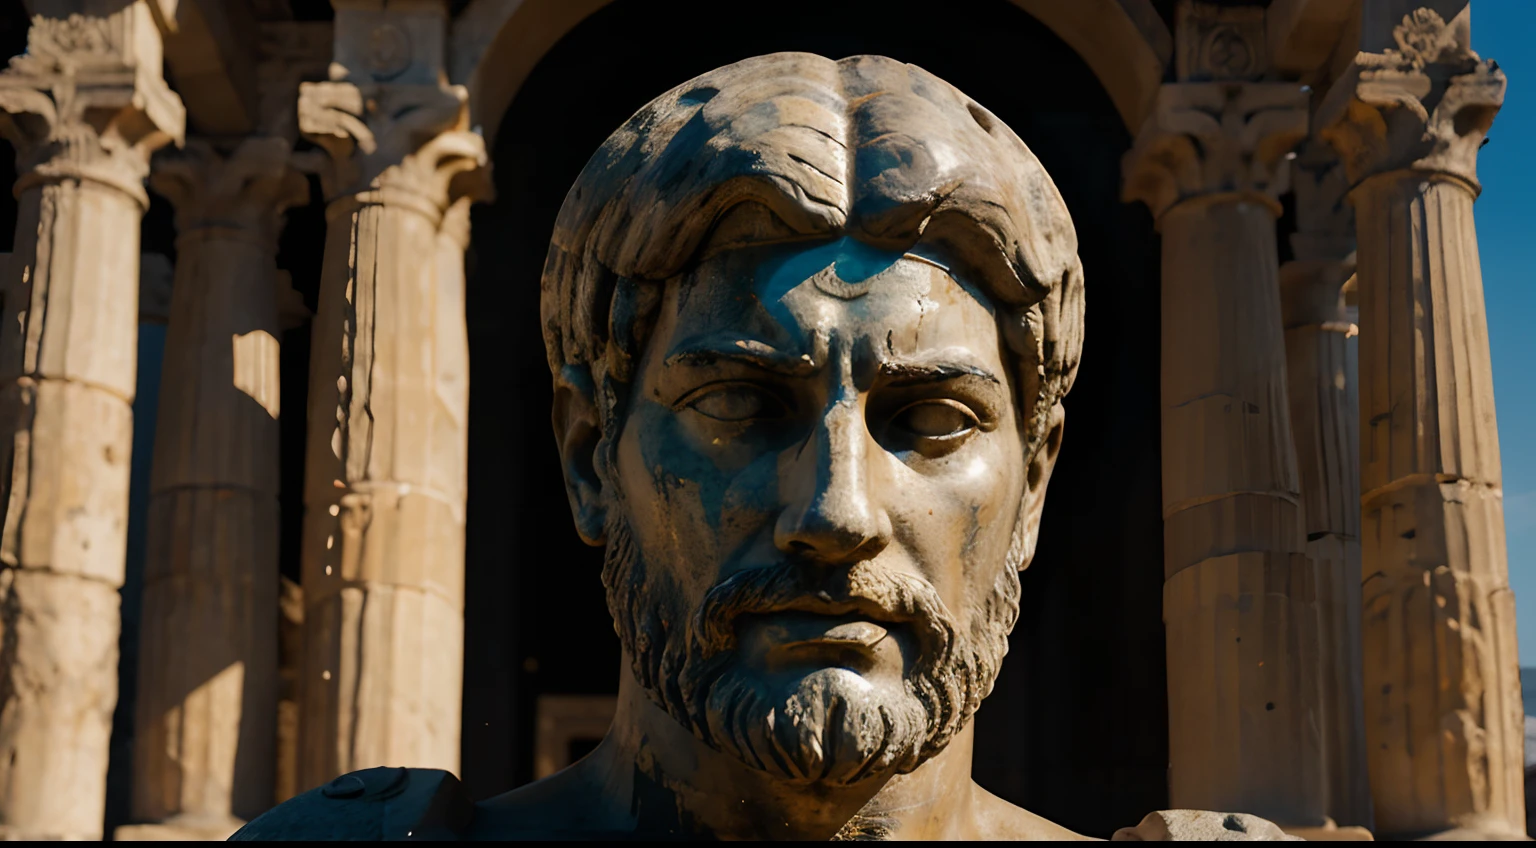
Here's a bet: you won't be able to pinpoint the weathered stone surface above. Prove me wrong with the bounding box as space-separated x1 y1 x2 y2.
1112 809 1304 841
1123 12 1323 820
0 570 124 839
291 1 489 790
1280 139 1371 830
0 6 183 837
299 585 465 785
123 133 307 832
1320 6 1522 838
276 575 304 806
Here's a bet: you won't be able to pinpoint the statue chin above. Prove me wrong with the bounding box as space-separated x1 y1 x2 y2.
604 513 1018 789
694 664 931 787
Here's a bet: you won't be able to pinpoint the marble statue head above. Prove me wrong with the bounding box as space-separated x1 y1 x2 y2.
541 52 1083 788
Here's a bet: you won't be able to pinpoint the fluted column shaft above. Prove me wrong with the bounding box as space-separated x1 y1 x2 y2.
1124 79 1324 825
1355 174 1516 835
1319 5 1521 837
1279 144 1371 830
123 138 307 835
0 4 182 839
294 75 488 790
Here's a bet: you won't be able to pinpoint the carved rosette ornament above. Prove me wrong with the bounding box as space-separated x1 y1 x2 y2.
0 5 184 841
294 75 490 790
1318 8 1523 840
1123 60 1325 823
1175 1 1268 83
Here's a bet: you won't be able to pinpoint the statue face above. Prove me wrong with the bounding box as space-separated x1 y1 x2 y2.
602 235 1030 785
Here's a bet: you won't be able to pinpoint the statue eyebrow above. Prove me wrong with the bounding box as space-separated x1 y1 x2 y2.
877 360 1000 386
663 338 1000 386
663 337 819 376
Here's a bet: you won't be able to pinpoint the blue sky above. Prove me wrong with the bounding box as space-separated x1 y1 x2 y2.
1474 1 1536 662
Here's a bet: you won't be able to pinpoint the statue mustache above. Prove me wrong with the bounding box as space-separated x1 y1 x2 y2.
687 559 959 664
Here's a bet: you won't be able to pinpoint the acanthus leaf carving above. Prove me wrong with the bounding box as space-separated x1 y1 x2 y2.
26 13 115 64
297 80 486 216
0 10 184 203
1122 82 1308 221
149 137 310 250
1318 9 1503 192
1391 7 1469 70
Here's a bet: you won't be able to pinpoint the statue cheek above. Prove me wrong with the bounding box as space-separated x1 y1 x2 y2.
885 446 1022 578
716 451 782 540
623 408 781 572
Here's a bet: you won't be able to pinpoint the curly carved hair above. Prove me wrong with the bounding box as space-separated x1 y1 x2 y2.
541 52 1084 464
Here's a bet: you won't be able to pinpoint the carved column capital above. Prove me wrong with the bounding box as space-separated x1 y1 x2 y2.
1282 140 1356 331
150 137 309 252
296 80 488 221
1122 82 1309 220
1290 140 1355 261
1318 8 1503 193
0 8 185 205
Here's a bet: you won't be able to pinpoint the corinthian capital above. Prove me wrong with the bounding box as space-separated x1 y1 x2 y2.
1289 140 1355 264
1122 82 1309 220
1318 8 1502 192
296 80 489 214
150 137 310 250
0 6 185 204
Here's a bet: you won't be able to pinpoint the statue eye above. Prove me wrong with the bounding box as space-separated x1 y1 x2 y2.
685 384 784 422
892 399 979 440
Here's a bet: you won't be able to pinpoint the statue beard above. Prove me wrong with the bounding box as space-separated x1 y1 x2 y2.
602 514 1024 788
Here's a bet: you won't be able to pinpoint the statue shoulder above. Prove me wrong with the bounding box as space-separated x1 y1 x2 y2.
229 767 474 841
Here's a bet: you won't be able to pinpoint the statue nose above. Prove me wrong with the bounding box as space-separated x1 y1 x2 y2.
773 396 892 565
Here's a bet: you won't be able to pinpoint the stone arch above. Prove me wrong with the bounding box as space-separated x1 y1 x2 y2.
451 0 1171 146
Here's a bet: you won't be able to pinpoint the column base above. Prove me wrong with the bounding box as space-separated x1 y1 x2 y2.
114 815 245 841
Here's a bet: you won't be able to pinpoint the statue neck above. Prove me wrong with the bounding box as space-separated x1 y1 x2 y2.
573 658 984 840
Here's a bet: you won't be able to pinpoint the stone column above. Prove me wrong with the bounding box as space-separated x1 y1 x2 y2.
114 137 307 841
1122 2 1322 826
1278 140 1372 830
293 0 490 790
0 5 183 840
1318 4 1522 838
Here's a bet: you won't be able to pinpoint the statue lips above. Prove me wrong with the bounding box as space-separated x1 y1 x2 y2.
760 611 891 649
694 560 944 679
734 594 914 676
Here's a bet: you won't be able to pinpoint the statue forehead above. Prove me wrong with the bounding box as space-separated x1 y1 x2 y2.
666 237 1001 356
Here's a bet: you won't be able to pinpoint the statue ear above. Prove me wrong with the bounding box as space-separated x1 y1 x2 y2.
551 365 608 546
1018 401 1066 568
